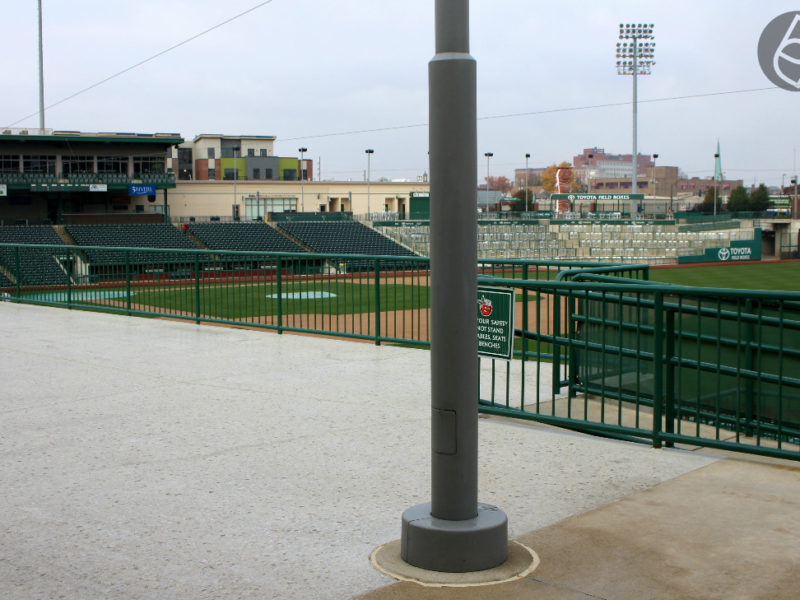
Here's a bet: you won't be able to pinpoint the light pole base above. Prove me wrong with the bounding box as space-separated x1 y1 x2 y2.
401 502 508 573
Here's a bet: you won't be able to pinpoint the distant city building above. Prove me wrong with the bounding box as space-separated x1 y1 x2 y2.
574 147 654 182
177 134 312 183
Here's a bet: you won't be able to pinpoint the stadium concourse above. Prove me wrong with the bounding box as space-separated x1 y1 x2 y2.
1 302 798 600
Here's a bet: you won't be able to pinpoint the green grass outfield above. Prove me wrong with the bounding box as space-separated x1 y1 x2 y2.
99 279 430 320
649 261 800 291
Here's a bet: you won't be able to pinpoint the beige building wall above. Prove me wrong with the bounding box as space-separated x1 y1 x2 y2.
141 180 429 220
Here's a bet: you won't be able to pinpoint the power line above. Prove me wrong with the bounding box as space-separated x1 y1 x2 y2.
281 86 779 142
6 0 274 128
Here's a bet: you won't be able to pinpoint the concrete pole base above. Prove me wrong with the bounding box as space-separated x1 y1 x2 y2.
401 502 508 573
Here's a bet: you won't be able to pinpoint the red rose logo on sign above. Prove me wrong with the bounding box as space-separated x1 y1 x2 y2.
478 296 493 317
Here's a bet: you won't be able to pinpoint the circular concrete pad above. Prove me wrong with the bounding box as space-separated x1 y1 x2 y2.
370 540 539 587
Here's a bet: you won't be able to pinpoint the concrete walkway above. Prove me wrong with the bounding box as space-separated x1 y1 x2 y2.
1 303 797 599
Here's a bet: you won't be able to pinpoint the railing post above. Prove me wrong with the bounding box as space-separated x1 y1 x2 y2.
194 252 201 324
744 299 755 436
66 247 72 308
374 258 381 345
520 264 528 410
552 289 561 396
276 256 283 334
652 291 664 448
125 249 131 316
14 246 21 298
665 306 675 448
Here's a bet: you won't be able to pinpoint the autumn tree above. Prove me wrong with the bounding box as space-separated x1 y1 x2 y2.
541 162 580 193
485 175 513 194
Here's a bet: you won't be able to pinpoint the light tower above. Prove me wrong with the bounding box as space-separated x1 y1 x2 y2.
617 23 655 218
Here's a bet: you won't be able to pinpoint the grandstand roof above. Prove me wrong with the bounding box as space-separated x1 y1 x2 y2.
0 130 183 145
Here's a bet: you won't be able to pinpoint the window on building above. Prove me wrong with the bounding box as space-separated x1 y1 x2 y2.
283 168 297 181
265 168 273 179
247 148 255 157
0 155 19 173
260 149 267 157
207 148 215 159
22 155 56 174
133 155 165 176
244 195 297 220
252 168 260 179
224 168 235 181
208 168 216 180
96 156 127 174
62 155 93 175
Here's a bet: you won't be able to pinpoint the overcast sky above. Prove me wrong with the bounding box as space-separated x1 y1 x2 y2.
2 1 799 187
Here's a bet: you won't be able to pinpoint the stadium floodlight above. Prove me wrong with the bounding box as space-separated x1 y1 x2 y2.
617 23 655 217
365 149 374 218
298 147 307 212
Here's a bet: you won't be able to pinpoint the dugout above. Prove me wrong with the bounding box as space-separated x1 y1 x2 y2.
0 129 182 225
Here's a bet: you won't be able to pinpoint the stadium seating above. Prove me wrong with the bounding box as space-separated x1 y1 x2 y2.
66 223 198 266
0 225 69 286
277 221 416 257
376 221 758 265
187 222 306 254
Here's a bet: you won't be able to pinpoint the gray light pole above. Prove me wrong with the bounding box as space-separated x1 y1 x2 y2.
401 0 508 573
525 153 530 212
586 152 594 198
233 146 239 218
484 152 493 208
651 153 658 199
299 147 307 213
365 148 374 218
714 152 719 218
617 24 655 218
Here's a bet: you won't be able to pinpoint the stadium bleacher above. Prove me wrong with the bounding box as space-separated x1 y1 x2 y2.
66 223 198 267
0 225 69 286
187 222 306 254
277 221 416 257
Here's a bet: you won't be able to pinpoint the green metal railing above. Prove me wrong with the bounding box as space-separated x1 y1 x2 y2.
0 243 617 348
4 242 797 461
477 273 800 461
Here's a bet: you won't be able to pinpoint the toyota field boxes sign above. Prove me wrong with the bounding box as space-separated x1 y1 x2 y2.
678 234 762 264
477 286 514 360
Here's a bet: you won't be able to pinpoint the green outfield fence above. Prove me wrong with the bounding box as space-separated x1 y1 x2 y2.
2 242 798 461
